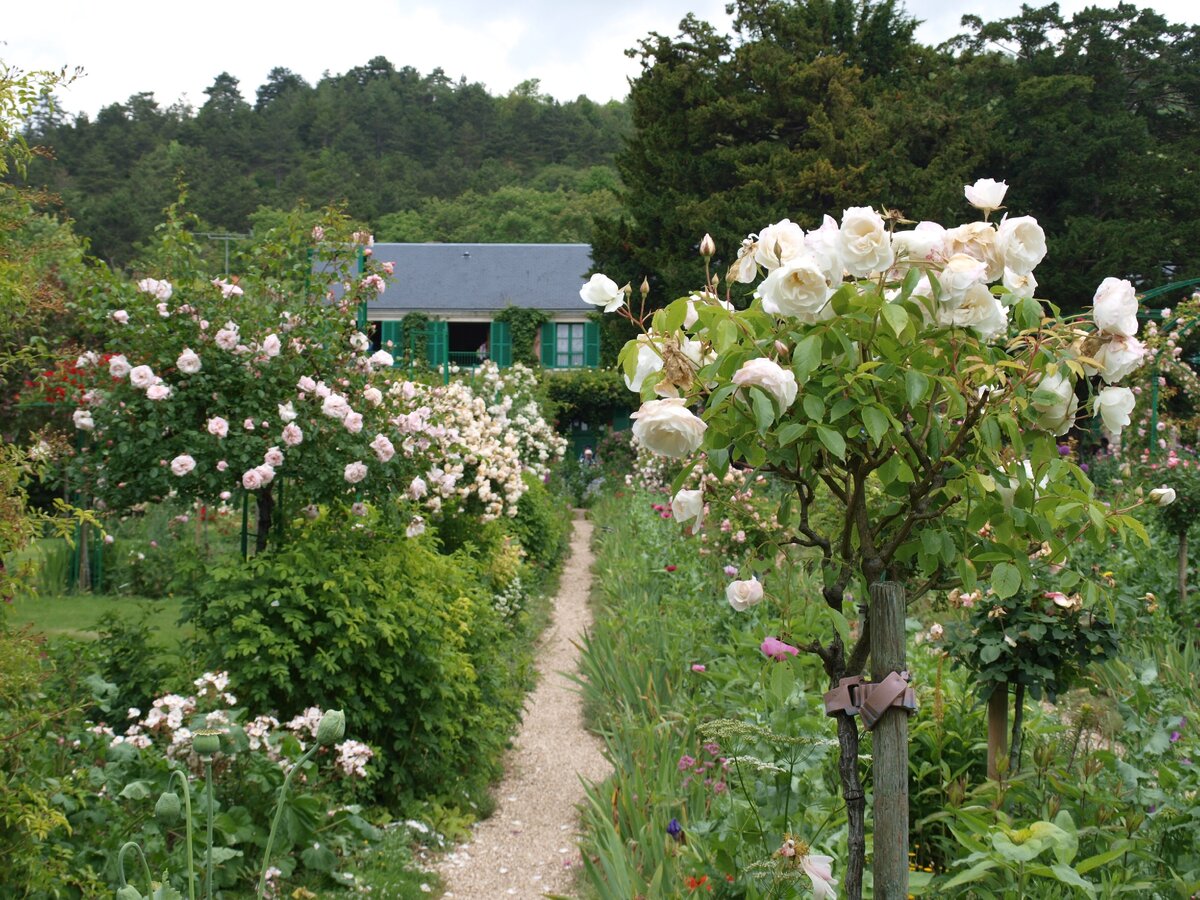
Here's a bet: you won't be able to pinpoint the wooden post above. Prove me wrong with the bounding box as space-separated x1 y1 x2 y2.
987 684 1008 780
869 581 908 900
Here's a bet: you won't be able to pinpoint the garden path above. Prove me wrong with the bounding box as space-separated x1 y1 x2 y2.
434 510 609 898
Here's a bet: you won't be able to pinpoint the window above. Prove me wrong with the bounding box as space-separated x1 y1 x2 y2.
555 323 586 368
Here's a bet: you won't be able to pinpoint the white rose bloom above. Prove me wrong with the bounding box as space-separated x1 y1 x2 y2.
995 215 1047 276
728 238 759 284
1149 486 1177 507
176 348 202 375
343 411 364 433
109 355 131 379
754 219 806 271
73 409 95 431
369 350 394 368
1094 385 1135 437
215 326 239 351
262 334 282 358
731 357 798 410
1092 334 1146 384
146 383 172 401
670 489 704 530
579 273 625 313
624 336 664 393
322 393 351 420
839 206 894 276
939 283 1009 341
349 332 370 351
207 416 229 438
804 215 845 289
759 254 833 321
129 365 156 390
630 398 707 459
110 309 130 325
683 297 700 328
964 178 1008 215
726 577 764 612
136 278 173 301
945 222 1004 281
370 434 395 463
170 454 196 476
1002 267 1038 301
278 401 298 423
363 387 383 407
1093 277 1139 337
892 221 947 265
343 461 368 484
1032 371 1078 436
936 253 989 308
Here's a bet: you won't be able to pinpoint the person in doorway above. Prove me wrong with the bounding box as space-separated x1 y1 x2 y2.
580 447 596 467
476 341 489 362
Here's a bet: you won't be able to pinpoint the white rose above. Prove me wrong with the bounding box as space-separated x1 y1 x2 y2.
344 461 368 484
170 454 196 476
349 331 369 352
129 365 156 390
136 278 173 301
278 401 298 423
624 336 663 393
726 577 764 612
936 253 989 307
892 222 947 265
754 219 806 271
1002 268 1038 300
1092 334 1146 384
630 398 707 459
343 411 364 434
215 326 239 350
1149 486 1177 507
176 348 202 375
370 434 395 463
963 178 1008 215
945 222 1003 281
670 489 704 530
408 476 428 499
146 383 172 401
363 387 383 407
297 376 317 393
1032 371 1078 436
995 215 1047 276
728 238 759 284
939 283 1008 341
369 350 394 368
759 255 833 321
262 334 282 358
580 273 625 313
109 355 131 379
1094 385 1135 437
73 409 95 431
207 416 229 438
1093 277 1139 337
804 215 845 290
322 393 351 420
839 206 894 276
110 309 130 325
731 357 798 410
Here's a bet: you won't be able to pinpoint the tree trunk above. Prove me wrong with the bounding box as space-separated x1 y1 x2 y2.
77 521 91 592
987 684 1008 780
255 487 275 554
1008 681 1026 771
836 713 866 900
1179 531 1189 617
869 581 908 900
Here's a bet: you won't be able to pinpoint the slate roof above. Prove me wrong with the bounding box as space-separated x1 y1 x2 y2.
364 243 594 316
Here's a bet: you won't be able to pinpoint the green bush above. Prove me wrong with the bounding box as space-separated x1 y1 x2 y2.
506 471 572 585
184 507 527 806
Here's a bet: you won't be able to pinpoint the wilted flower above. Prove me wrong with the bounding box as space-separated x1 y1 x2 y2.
1148 486 1176 506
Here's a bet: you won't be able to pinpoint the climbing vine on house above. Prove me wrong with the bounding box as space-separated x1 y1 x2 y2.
495 306 549 365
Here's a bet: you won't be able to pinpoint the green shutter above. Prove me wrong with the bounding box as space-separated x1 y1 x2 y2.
583 320 600 367
427 321 448 365
380 321 403 364
490 320 512 367
541 322 557 368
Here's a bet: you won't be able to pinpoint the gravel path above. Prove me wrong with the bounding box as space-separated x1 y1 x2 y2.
435 511 609 899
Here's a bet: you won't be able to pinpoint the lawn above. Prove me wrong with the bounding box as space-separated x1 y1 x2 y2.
7 592 191 647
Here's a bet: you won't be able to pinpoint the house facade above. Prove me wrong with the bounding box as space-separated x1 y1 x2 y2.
364 243 600 368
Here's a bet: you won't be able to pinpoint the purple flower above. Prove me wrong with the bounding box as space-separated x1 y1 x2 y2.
678 755 696 771
1058 444 1071 456
760 636 800 661
666 818 684 841
1080 462 1089 472
723 565 739 577
1170 730 1182 743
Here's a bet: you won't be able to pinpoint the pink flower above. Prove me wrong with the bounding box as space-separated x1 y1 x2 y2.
109 355 131 379
217 460 229 471
665 564 677 572
344 461 368 484
170 454 196 476
298 375 317 393
370 434 395 463
215 323 240 350
760 636 800 661
800 852 836 900
212 278 243 298
176 348 202 374
263 446 284 467
408 476 427 499
691 664 706 673
242 468 264 490
361 274 386 294
281 423 303 446
255 464 276 486
312 225 325 241
146 383 172 401
243 418 256 431
137 277 173 300
406 516 425 538
110 309 130 325
219 490 232 500
343 411 364 433
129 365 156 389
262 333 282 357
351 502 368 516
723 565 738 577
382 261 395 275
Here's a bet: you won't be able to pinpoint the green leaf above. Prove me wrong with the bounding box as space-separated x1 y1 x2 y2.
792 334 822 381
662 298 688 332
862 406 888 446
119 780 153 800
905 370 930 407
942 858 999 889
752 389 775 433
777 423 807 446
815 426 846 460
992 562 1021 599
301 843 338 873
881 302 909 338
802 394 825 421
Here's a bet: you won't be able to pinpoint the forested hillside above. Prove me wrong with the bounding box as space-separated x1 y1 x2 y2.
23 57 629 265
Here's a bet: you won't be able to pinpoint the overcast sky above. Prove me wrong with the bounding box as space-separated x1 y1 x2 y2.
5 0 1197 118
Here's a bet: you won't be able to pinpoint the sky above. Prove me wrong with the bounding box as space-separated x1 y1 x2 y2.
4 0 1197 118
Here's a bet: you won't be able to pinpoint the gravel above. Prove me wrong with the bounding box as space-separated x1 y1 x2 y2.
435 511 610 899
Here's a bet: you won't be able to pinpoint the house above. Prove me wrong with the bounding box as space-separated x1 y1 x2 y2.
363 243 601 368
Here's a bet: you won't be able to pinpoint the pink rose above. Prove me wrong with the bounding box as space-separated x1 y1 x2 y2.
242 468 264 490
262 334 281 357
281 423 303 446
370 434 395 462
170 454 196 476
298 376 317 393
691 664 706 673
344 461 368 484
255 464 276 486
760 636 800 661
344 411 364 433
146 383 172 401
243 418 256 431
263 446 284 467
219 490 232 500
110 309 130 325
108 355 131 379
129 365 156 389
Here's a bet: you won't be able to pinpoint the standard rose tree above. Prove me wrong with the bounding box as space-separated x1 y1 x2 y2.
589 183 1162 898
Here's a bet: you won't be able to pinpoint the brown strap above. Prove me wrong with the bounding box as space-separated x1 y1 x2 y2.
858 671 911 730
823 671 917 729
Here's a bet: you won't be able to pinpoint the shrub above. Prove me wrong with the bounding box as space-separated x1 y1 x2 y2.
184 507 527 805
505 471 571 584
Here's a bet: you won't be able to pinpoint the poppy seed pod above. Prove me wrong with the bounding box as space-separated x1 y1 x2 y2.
154 790 181 825
116 886 143 900
191 729 222 758
315 709 346 747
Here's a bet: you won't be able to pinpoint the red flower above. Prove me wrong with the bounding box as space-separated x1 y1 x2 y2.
685 875 712 892
665 564 678 572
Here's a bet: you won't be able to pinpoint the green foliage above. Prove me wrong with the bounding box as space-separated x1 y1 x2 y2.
494 305 549 366
542 366 631 429
505 471 571 587
184 508 529 805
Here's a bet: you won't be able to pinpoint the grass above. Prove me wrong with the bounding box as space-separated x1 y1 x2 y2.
6 592 191 648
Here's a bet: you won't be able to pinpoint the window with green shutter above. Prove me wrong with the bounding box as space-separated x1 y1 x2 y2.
427 320 449 365
541 322 557 368
489 320 513 367
584 320 600 367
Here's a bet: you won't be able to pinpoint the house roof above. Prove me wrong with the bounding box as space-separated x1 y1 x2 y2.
364 243 594 315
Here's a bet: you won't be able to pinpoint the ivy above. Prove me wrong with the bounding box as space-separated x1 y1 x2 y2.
494 305 548 365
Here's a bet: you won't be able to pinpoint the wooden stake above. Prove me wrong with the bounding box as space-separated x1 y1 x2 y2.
869 581 908 900
987 684 1008 780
